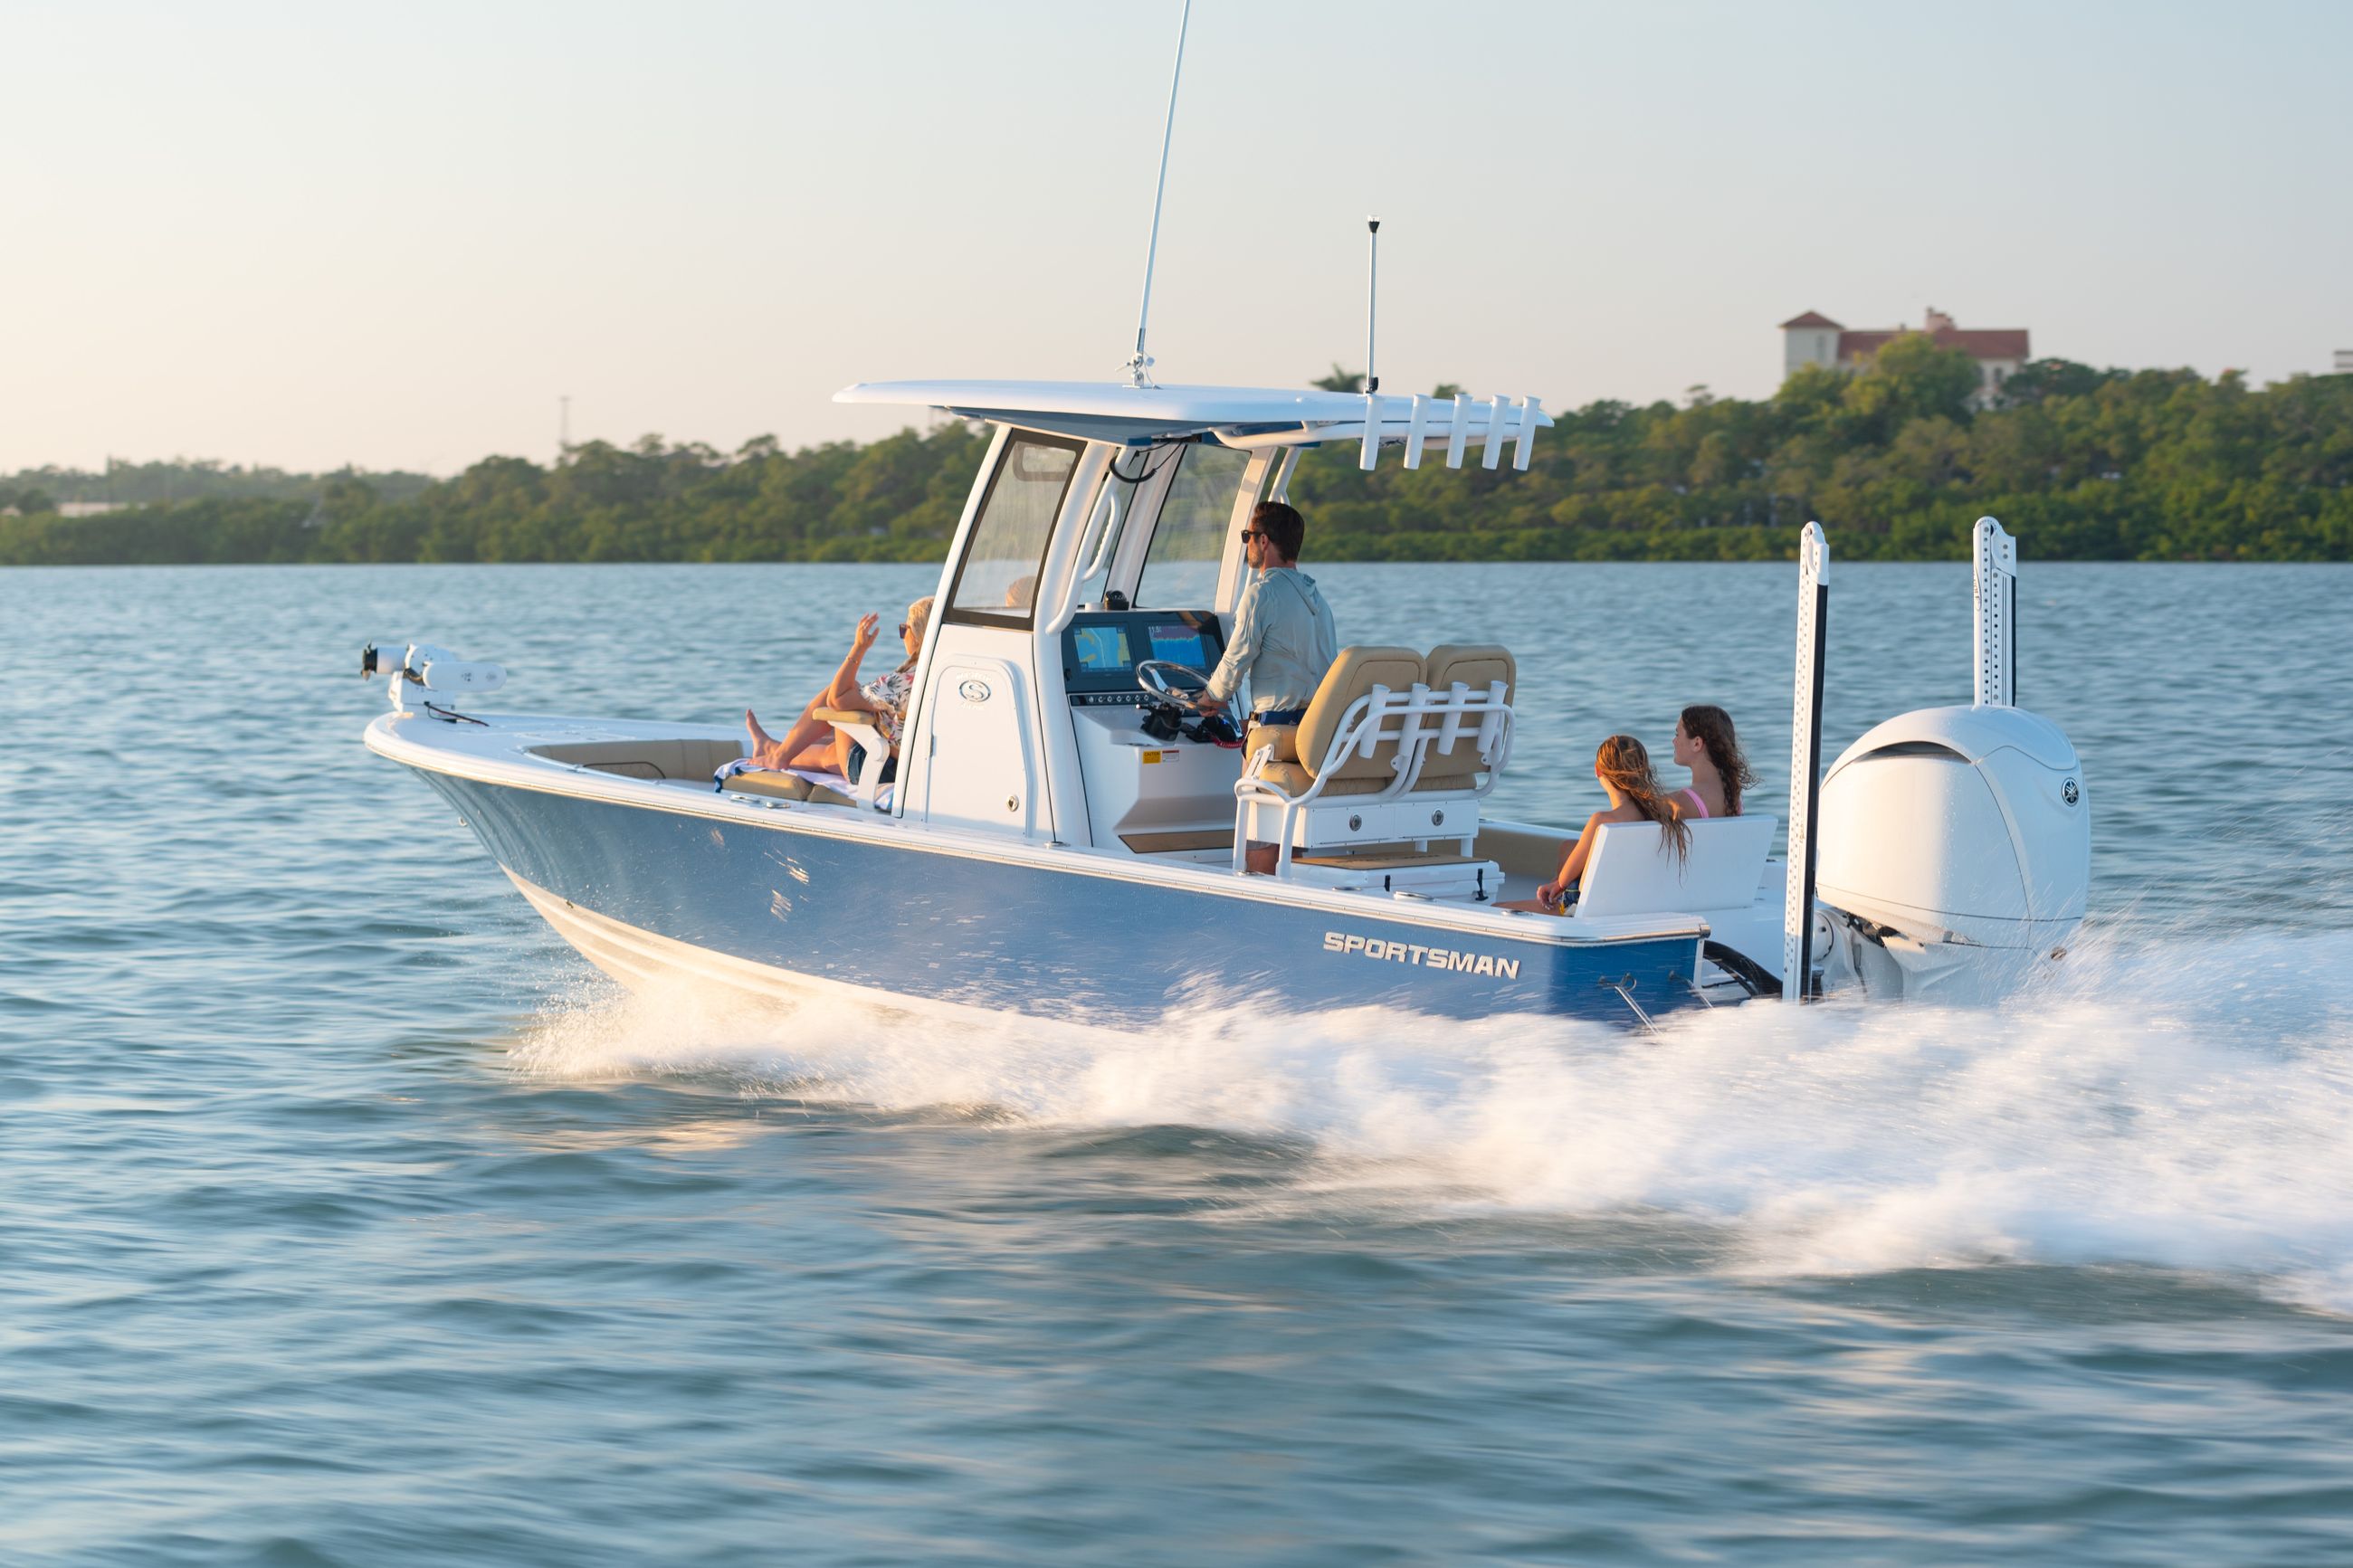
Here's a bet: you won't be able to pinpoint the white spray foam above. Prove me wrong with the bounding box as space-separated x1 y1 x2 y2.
508 927 2353 1307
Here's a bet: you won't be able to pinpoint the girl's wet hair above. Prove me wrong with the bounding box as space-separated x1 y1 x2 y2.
1680 703 1757 817
1597 734 1691 861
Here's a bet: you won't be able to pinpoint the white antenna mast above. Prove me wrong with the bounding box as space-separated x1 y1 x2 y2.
1125 0 1192 388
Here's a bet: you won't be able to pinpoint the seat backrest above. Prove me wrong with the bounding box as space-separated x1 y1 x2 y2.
1296 645 1424 786
1572 813 1777 917
1417 644 1515 788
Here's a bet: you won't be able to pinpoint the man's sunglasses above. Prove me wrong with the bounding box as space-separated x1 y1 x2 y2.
1238 529 1262 542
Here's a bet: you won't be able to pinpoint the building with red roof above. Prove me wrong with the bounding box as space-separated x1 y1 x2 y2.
1781 309 2031 408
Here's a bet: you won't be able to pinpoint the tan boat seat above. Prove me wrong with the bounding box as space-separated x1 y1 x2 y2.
1253 763 1387 796
719 771 814 802
1415 644 1515 790
1246 722 1300 764
1232 641 1516 879
530 736 748 782
1278 645 1424 793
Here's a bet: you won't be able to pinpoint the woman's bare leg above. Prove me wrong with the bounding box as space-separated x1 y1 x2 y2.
762 713 828 765
748 692 842 768
784 736 841 772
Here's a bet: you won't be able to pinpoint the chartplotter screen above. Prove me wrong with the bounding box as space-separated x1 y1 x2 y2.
1072 625 1132 672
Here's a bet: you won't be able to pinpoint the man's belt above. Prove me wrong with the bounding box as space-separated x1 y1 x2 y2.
1250 707 1309 727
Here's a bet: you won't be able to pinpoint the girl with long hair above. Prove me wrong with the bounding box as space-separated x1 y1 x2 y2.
1514 734 1691 912
1671 703 1757 820
745 594 934 779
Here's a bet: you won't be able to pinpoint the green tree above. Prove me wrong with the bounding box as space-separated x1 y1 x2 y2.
1834 334 1985 444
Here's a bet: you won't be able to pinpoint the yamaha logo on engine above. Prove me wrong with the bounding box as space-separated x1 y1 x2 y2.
2062 778 2080 805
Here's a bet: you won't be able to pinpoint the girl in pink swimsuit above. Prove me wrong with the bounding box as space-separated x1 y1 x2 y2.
1671 704 1756 820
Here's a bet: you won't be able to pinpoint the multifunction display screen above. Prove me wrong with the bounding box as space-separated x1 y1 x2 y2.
1062 611 1227 702
1072 625 1132 672
1146 625 1209 669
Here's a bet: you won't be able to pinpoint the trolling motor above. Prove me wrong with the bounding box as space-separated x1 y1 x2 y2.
361 641 507 723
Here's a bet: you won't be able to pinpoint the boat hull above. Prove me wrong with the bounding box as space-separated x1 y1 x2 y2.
409 766 1705 1031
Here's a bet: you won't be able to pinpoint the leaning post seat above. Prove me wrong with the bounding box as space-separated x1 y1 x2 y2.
1415 645 1516 793
1233 643 1516 895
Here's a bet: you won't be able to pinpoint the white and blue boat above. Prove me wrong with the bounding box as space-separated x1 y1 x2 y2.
364 5 2089 1030
364 381 2091 1031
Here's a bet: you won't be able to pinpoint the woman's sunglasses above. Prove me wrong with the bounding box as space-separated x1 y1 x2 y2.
897 622 911 636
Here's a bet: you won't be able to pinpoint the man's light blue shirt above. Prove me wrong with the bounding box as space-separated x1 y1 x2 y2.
1204 565 1338 714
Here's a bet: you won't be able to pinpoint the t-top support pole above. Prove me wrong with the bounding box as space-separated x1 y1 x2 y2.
1783 521 1830 1003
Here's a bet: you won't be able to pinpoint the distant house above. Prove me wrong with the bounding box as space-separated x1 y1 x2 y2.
2335 348 2353 375
1781 308 2030 409
59 500 129 518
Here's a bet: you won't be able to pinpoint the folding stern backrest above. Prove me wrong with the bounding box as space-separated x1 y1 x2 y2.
1259 645 1425 799
1571 815 1778 918
1416 644 1515 793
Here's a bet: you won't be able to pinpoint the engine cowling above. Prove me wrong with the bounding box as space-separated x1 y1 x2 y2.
1814 704 2087 1001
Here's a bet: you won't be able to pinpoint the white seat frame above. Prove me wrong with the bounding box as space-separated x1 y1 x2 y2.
1232 679 1514 873
820 712 894 810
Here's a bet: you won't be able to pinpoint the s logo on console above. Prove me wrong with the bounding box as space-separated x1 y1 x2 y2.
957 679 992 704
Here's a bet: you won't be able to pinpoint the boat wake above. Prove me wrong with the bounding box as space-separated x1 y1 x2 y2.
509 925 2353 1310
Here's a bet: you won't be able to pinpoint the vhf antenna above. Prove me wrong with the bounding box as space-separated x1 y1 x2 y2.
1125 0 1192 388
1364 216 1380 394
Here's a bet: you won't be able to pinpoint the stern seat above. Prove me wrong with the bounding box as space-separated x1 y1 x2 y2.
1567 816 1778 918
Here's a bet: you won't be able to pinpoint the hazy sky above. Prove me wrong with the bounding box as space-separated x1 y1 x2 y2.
5 0 2348 475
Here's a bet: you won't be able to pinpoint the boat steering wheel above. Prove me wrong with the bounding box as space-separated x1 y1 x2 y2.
1135 660 1211 712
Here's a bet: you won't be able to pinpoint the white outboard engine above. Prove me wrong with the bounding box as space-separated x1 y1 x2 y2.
1815 706 2087 1001
1810 519 2088 1002
361 641 507 722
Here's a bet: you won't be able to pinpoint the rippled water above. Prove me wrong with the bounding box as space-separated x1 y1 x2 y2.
4 561 2351 1566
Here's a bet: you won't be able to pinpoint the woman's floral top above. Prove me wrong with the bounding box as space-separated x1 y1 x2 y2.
860 668 915 749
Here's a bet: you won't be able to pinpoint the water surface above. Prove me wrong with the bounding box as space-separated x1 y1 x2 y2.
3 562 2350 1565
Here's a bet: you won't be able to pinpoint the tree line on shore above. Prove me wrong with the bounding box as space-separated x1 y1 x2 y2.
4 339 2347 565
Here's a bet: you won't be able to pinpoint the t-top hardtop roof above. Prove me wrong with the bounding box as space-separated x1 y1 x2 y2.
835 379 1553 466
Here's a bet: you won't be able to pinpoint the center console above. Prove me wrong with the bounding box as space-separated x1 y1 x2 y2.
1061 610 1240 851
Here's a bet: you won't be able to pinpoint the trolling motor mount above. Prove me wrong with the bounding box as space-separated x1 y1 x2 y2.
362 640 507 722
